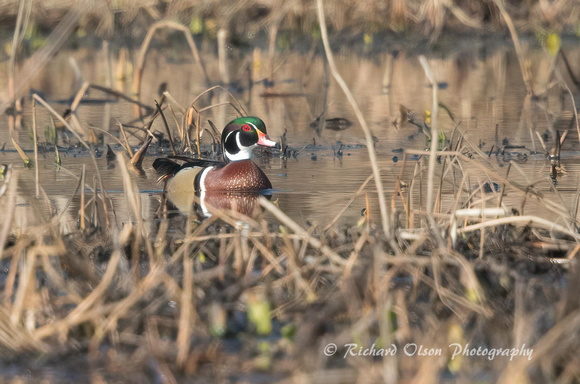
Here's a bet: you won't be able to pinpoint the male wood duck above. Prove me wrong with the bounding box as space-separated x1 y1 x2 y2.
153 116 278 214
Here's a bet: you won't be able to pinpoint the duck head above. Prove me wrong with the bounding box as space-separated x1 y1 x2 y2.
222 116 279 162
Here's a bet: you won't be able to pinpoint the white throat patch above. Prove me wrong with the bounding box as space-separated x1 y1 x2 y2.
224 131 255 162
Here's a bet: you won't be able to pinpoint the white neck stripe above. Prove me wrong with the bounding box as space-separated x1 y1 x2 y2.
198 166 214 191
224 131 254 161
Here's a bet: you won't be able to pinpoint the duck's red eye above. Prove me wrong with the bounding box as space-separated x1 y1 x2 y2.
242 125 252 132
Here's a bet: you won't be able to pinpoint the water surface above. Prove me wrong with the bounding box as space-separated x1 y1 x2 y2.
1 37 579 230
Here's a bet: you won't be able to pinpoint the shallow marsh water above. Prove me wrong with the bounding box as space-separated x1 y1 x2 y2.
1 36 579 232
0 32 580 383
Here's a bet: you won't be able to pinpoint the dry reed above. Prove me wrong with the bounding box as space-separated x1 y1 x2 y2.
317 0 393 244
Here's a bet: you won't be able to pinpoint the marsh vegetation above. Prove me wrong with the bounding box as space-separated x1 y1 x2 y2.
0 0 580 383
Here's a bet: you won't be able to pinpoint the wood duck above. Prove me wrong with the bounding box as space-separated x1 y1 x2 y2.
153 116 278 214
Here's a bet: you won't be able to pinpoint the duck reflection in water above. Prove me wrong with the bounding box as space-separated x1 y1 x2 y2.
153 116 278 218
161 180 271 219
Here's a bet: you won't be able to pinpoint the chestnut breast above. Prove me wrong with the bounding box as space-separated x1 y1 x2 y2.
203 160 272 191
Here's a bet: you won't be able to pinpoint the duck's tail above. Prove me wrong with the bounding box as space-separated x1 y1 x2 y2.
152 158 181 182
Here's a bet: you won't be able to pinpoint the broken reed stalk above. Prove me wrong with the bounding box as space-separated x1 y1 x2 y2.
32 97 39 198
478 178 485 258
68 82 91 139
419 56 439 217
535 129 548 153
130 136 153 167
70 81 90 112
317 0 393 243
0 171 17 260
458 215 580 241
133 20 210 117
184 106 195 153
10 138 31 166
141 108 162 142
117 153 154 262
196 112 201 156
33 94 112 228
177 255 194 370
418 56 447 250
118 122 134 157
155 100 176 155
80 164 86 230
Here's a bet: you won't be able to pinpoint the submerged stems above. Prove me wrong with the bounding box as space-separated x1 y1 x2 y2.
32 98 39 198
33 94 112 229
80 165 86 230
419 56 440 233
